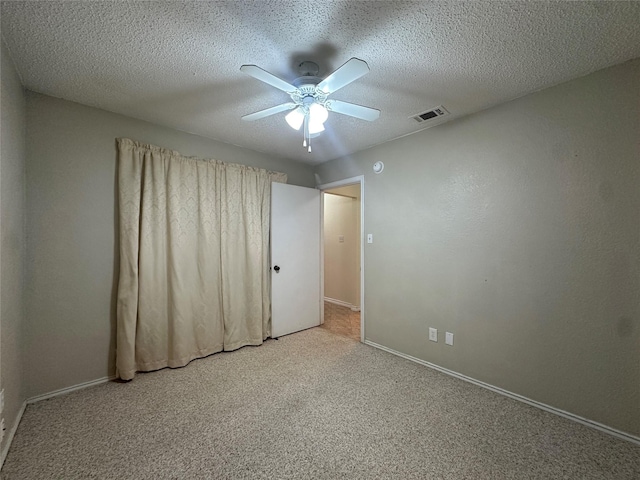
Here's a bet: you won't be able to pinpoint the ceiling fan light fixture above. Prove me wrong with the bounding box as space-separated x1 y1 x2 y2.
285 107 305 130
309 103 329 125
308 121 325 135
307 102 328 135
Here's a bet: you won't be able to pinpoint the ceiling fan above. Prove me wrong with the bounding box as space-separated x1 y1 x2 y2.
240 58 380 152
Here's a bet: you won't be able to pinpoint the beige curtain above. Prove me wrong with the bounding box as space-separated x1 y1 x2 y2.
116 138 286 380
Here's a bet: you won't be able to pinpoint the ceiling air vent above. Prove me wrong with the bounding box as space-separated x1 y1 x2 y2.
411 105 449 123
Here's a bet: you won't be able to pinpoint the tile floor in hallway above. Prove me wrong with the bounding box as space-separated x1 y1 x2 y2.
321 301 361 341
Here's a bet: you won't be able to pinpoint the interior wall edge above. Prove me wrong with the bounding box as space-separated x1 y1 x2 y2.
365 340 640 446
0 36 28 462
0 400 26 471
26 375 116 405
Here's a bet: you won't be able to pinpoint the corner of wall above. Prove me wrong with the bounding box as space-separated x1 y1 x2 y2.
0 36 28 468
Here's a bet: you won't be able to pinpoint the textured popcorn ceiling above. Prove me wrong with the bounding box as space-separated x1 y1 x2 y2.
2 1 640 164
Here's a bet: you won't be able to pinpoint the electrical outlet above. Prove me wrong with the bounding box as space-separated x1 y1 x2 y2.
429 327 438 342
445 332 454 346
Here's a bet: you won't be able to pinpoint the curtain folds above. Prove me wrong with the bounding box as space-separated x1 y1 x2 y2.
116 138 287 380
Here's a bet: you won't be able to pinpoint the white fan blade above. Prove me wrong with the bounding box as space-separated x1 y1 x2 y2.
240 65 297 93
317 58 370 94
242 103 296 121
326 100 380 121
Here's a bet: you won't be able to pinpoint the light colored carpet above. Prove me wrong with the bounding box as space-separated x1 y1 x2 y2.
3 327 639 479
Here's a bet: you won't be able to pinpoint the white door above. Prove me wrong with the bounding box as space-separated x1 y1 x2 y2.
271 182 321 338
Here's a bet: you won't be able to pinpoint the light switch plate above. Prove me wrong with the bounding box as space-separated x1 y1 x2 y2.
367 234 373 244
429 327 438 342
445 332 454 346
338 235 344 243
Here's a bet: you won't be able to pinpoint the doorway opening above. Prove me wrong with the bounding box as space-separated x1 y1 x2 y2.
318 176 364 342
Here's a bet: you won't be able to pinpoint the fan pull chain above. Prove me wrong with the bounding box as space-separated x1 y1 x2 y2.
303 114 307 147
306 114 311 153
303 113 311 152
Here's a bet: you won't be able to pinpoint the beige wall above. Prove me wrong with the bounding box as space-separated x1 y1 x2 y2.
1 40 27 454
324 185 361 307
315 59 640 436
24 92 316 397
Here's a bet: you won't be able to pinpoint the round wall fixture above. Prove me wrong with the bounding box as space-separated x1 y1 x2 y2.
373 161 384 174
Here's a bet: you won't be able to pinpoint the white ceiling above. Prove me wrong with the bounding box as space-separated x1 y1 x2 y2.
2 1 640 165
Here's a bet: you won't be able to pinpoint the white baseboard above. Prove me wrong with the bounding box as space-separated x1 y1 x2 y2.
364 340 640 446
27 376 115 404
1 376 115 471
1 400 26 470
324 297 360 311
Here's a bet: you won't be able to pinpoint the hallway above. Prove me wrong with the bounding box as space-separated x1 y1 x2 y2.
321 301 360 341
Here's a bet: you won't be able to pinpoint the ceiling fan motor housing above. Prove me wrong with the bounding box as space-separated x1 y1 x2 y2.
290 82 328 110
292 75 322 87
